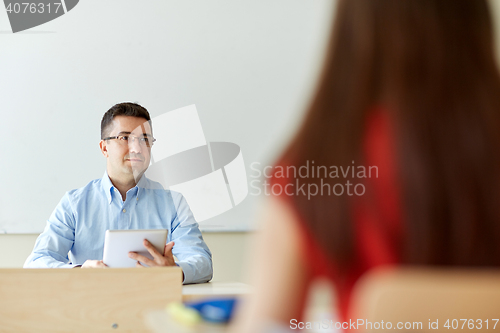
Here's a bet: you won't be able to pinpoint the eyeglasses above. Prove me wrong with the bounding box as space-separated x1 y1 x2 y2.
103 134 156 148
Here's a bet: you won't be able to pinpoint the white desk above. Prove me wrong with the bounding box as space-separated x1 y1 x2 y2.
182 281 251 302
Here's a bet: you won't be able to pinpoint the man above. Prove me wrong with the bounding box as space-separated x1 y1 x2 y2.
24 102 213 284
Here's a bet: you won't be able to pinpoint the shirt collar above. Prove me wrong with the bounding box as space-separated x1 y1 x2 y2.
101 171 148 204
101 171 114 204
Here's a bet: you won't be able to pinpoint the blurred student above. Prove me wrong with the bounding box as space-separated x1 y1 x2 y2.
234 0 500 330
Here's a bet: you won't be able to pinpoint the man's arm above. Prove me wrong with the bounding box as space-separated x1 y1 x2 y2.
24 192 78 268
170 192 213 284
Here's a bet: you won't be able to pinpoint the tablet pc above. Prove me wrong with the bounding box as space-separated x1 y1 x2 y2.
102 229 168 268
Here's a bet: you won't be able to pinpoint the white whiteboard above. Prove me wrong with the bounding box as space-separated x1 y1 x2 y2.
0 0 334 233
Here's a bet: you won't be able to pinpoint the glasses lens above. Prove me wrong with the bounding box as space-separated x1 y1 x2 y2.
112 135 154 147
141 137 150 147
143 135 155 147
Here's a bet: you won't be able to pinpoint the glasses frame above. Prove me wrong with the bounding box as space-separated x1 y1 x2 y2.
103 134 156 148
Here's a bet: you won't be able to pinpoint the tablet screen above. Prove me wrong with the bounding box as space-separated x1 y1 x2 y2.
102 229 168 267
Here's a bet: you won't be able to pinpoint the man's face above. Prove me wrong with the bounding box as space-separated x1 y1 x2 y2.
100 115 153 182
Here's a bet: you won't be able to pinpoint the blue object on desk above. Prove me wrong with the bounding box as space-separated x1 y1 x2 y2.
185 298 237 323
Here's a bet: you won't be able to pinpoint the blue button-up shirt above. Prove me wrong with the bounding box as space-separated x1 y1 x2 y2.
24 172 213 284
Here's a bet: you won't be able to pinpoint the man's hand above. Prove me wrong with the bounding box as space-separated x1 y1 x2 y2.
128 239 185 281
129 239 176 267
81 260 108 268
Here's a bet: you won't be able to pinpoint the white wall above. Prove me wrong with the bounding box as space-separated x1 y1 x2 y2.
0 0 334 233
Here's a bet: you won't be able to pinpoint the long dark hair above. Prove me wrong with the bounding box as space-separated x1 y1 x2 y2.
278 0 500 269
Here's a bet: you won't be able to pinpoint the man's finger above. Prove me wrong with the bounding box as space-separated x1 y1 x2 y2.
82 259 107 268
163 241 175 257
129 252 155 266
136 261 144 268
143 239 162 260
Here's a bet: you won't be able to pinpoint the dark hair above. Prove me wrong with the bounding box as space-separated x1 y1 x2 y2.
278 0 500 269
101 102 152 139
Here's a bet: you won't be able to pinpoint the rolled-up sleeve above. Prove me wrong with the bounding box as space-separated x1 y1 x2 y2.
24 192 78 268
170 193 213 284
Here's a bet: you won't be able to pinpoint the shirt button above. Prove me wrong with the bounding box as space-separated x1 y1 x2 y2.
122 209 126 213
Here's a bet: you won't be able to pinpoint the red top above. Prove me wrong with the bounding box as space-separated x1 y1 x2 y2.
273 110 403 320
